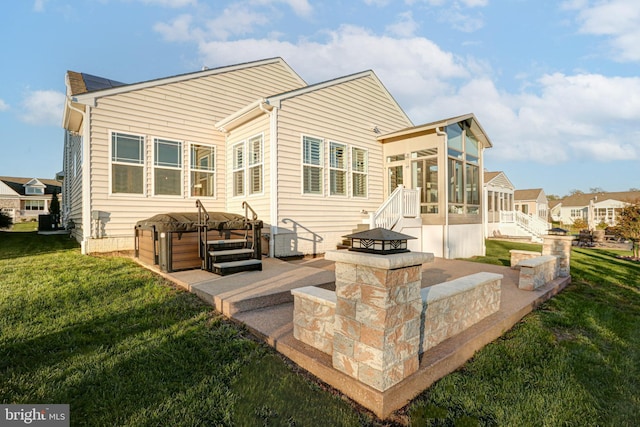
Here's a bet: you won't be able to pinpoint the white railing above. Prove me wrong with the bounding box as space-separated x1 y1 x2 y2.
515 210 550 237
500 210 515 223
369 185 421 230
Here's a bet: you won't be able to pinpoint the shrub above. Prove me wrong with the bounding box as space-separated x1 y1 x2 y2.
0 211 13 229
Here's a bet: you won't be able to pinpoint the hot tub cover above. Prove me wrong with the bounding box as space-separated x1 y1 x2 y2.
135 212 252 233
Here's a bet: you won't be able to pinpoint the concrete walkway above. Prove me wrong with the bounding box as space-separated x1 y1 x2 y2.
146 255 570 419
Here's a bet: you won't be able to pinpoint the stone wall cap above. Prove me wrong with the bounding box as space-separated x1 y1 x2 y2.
509 249 542 255
420 272 503 303
517 255 557 267
324 250 434 269
291 286 337 305
543 235 576 241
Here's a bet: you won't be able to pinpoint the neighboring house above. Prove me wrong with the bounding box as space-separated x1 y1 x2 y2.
61 57 493 259
514 188 548 221
0 177 62 222
484 171 515 224
482 174 551 241
553 191 640 228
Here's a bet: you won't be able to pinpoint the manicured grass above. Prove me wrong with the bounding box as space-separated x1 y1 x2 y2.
407 240 640 426
462 239 542 266
2 234 639 426
0 232 370 426
10 221 38 232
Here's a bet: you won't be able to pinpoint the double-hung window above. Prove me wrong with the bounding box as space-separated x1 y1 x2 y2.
233 142 245 197
111 132 144 194
329 142 347 196
154 138 182 196
190 144 215 197
303 136 323 195
248 135 263 195
352 147 368 198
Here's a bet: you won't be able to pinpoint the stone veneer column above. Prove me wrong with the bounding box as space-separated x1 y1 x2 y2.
542 235 575 278
324 250 434 392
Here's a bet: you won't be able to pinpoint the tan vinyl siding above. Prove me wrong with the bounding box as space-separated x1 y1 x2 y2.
274 75 412 256
85 62 304 243
224 114 271 220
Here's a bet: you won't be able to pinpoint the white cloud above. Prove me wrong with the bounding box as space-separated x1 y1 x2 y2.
204 5 270 40
20 90 65 126
439 7 484 32
138 0 197 7
0 99 9 111
158 10 640 166
197 24 469 98
33 0 47 12
571 0 640 62
154 14 198 42
386 11 419 37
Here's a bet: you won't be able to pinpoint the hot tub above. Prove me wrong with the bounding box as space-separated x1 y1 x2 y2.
134 212 258 272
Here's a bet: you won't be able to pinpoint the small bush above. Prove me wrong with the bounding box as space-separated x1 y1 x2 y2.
0 211 13 229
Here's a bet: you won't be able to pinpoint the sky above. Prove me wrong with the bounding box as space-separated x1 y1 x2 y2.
1 0 639 197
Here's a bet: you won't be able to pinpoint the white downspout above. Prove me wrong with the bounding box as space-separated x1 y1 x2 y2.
436 126 449 258
81 105 91 254
266 104 278 258
479 144 487 256
65 97 92 254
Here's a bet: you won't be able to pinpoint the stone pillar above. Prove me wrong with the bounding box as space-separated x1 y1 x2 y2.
324 250 434 392
542 235 574 278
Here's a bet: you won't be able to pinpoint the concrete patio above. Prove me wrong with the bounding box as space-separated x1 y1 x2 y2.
138 254 570 419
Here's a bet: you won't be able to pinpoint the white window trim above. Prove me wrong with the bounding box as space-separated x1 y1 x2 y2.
247 133 265 196
24 199 46 211
109 130 147 197
232 141 246 198
351 146 368 199
152 137 183 198
301 135 325 196
188 142 216 199
329 141 348 198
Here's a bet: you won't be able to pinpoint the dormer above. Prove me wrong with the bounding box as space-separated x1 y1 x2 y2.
24 178 46 195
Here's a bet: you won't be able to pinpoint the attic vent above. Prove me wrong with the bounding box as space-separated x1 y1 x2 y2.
411 148 437 158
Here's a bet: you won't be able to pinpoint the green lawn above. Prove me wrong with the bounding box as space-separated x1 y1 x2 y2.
1 233 639 426
10 221 38 232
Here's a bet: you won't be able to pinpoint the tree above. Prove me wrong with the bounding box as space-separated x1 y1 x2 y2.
0 211 12 229
589 187 605 193
568 189 584 196
547 194 561 201
49 190 61 229
616 201 640 259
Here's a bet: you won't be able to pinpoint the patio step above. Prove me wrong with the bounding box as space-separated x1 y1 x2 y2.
206 238 247 250
212 259 263 276
209 248 254 263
